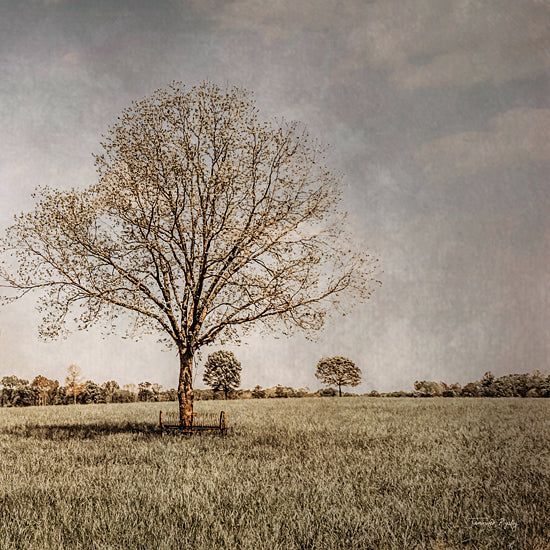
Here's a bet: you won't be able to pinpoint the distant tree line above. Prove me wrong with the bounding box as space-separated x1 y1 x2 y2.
0 351 364 407
0 375 356 407
195 385 356 400
0 375 178 408
366 370 550 398
2 369 547 407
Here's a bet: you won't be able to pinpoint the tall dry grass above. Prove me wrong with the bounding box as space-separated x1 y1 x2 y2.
0 397 548 549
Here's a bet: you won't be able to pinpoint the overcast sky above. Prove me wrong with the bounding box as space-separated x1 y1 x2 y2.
0 0 549 392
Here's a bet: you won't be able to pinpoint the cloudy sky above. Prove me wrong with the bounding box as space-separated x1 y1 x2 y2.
0 0 548 392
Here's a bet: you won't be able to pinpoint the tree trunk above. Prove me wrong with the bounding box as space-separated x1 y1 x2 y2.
338 385 342 397
178 348 194 427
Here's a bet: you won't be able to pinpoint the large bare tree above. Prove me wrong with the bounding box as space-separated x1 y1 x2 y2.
0 82 380 426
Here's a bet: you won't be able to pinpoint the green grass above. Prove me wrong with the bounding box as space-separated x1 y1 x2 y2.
0 398 548 549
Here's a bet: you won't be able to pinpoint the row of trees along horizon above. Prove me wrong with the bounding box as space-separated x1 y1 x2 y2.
0 353 361 406
1 362 549 408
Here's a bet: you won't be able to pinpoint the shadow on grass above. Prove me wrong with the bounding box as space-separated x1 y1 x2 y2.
1 422 161 440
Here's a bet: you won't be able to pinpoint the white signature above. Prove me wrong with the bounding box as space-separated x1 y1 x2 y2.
470 518 518 530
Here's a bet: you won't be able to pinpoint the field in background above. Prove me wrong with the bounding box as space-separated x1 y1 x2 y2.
0 398 548 549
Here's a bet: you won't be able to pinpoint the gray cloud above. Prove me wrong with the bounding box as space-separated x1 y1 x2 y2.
202 0 550 89
413 108 550 179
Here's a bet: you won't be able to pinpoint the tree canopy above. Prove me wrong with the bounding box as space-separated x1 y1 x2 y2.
203 350 242 399
315 356 361 396
30 375 58 406
0 81 380 426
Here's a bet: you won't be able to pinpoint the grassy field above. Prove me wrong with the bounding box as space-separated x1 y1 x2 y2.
0 397 548 549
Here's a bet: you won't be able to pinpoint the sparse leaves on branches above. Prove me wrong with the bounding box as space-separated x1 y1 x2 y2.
0 81 380 425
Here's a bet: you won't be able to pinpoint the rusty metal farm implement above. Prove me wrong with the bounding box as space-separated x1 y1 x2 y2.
159 410 228 434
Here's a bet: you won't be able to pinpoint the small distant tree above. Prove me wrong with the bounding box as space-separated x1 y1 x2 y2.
461 382 480 397
481 371 495 386
315 356 361 397
479 371 497 396
53 385 67 405
274 384 297 398
442 382 461 397
112 389 137 403
101 380 120 403
31 375 58 406
539 374 550 397
123 383 137 394
1 376 29 407
414 380 444 397
80 381 104 404
102 380 120 394
65 364 85 405
160 388 177 401
138 382 154 402
15 385 37 407
251 385 266 398
203 350 242 399
152 383 163 401
1 375 28 389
